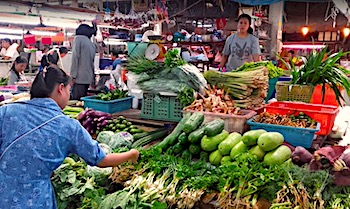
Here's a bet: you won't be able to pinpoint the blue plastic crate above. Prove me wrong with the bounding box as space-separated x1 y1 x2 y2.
247 117 320 148
81 96 133 114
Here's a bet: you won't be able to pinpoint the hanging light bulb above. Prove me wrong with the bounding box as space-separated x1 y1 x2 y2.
301 2 310 36
302 26 309 35
344 27 350 37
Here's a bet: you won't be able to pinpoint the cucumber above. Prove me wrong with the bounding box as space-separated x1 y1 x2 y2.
204 119 225 137
156 113 191 150
178 132 188 145
181 149 192 160
173 143 184 154
133 132 150 141
183 112 204 134
188 124 207 144
189 144 201 155
119 124 127 129
131 129 168 148
130 128 142 134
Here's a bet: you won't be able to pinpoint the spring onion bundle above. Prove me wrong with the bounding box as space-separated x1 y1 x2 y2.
204 66 269 108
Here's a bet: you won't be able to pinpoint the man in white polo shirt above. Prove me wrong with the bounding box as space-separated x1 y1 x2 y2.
0 38 19 60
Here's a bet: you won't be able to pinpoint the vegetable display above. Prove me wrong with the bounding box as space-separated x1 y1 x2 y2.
95 89 129 101
77 109 112 135
253 112 318 129
63 106 84 119
235 61 284 79
204 66 269 109
184 85 242 114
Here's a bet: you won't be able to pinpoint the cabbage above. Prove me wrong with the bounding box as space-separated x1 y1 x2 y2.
96 131 115 144
108 132 134 149
86 165 113 176
98 143 112 154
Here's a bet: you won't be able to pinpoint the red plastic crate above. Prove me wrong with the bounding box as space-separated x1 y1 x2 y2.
265 101 339 136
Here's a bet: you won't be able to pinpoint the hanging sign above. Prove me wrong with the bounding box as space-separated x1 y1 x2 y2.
216 18 227 30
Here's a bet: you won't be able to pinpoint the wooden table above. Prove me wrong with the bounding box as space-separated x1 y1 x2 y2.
113 109 178 129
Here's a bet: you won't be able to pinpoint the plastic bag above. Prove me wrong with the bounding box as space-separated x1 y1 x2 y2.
105 68 128 91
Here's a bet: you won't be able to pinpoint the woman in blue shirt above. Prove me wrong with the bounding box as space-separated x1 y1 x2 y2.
0 65 139 209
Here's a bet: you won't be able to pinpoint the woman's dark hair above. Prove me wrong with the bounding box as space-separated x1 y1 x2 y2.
237 14 254 34
76 22 97 39
30 65 72 99
59 47 68 54
11 56 28 78
2 38 11 44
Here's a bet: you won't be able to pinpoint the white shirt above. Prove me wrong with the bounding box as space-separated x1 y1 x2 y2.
0 43 19 60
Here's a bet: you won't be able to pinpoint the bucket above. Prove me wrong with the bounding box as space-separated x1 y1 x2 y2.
311 84 344 106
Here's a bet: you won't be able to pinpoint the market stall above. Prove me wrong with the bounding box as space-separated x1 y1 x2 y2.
41 41 350 209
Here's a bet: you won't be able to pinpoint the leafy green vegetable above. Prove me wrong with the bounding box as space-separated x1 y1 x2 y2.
236 61 284 79
95 89 129 101
164 49 186 68
126 55 164 76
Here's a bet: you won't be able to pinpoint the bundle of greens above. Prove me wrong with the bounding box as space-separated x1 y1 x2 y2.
126 55 163 76
95 89 129 101
204 66 269 108
164 49 186 68
236 61 284 79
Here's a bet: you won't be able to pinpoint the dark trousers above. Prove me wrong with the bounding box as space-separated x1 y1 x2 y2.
71 83 89 100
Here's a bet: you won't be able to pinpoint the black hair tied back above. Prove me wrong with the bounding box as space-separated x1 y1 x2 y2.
30 65 72 99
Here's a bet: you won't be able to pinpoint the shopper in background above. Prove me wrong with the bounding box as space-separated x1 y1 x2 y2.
70 22 97 100
41 47 69 71
111 49 122 70
0 38 20 60
220 14 261 71
8 56 28 85
0 65 140 209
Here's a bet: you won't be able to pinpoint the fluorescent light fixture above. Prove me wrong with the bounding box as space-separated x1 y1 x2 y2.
30 31 57 36
0 28 24 35
0 34 23 39
282 44 326 49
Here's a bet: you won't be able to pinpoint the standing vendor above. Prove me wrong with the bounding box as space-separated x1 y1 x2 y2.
0 65 140 208
8 56 28 85
0 38 19 60
220 14 261 71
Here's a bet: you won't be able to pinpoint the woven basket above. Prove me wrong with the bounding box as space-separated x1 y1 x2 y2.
276 81 315 103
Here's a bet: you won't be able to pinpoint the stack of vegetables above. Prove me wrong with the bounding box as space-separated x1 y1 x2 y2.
77 109 112 135
63 106 84 119
127 49 207 105
96 116 144 136
52 125 350 209
253 112 318 129
184 85 242 115
235 61 284 79
204 66 269 109
95 89 129 101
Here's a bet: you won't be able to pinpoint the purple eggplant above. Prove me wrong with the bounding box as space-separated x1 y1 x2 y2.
100 120 109 127
77 109 90 121
97 115 110 122
292 146 313 166
89 110 111 118
82 117 94 127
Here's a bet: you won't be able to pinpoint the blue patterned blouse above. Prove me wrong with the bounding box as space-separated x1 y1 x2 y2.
0 98 106 209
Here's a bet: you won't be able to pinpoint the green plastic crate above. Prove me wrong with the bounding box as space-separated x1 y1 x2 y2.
141 92 183 122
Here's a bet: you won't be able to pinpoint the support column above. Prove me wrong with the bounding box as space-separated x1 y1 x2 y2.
269 1 284 59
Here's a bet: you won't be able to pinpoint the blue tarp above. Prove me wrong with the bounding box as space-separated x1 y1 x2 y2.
228 0 282 5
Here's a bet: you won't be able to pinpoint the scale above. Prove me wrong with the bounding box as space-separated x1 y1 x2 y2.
144 38 166 61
